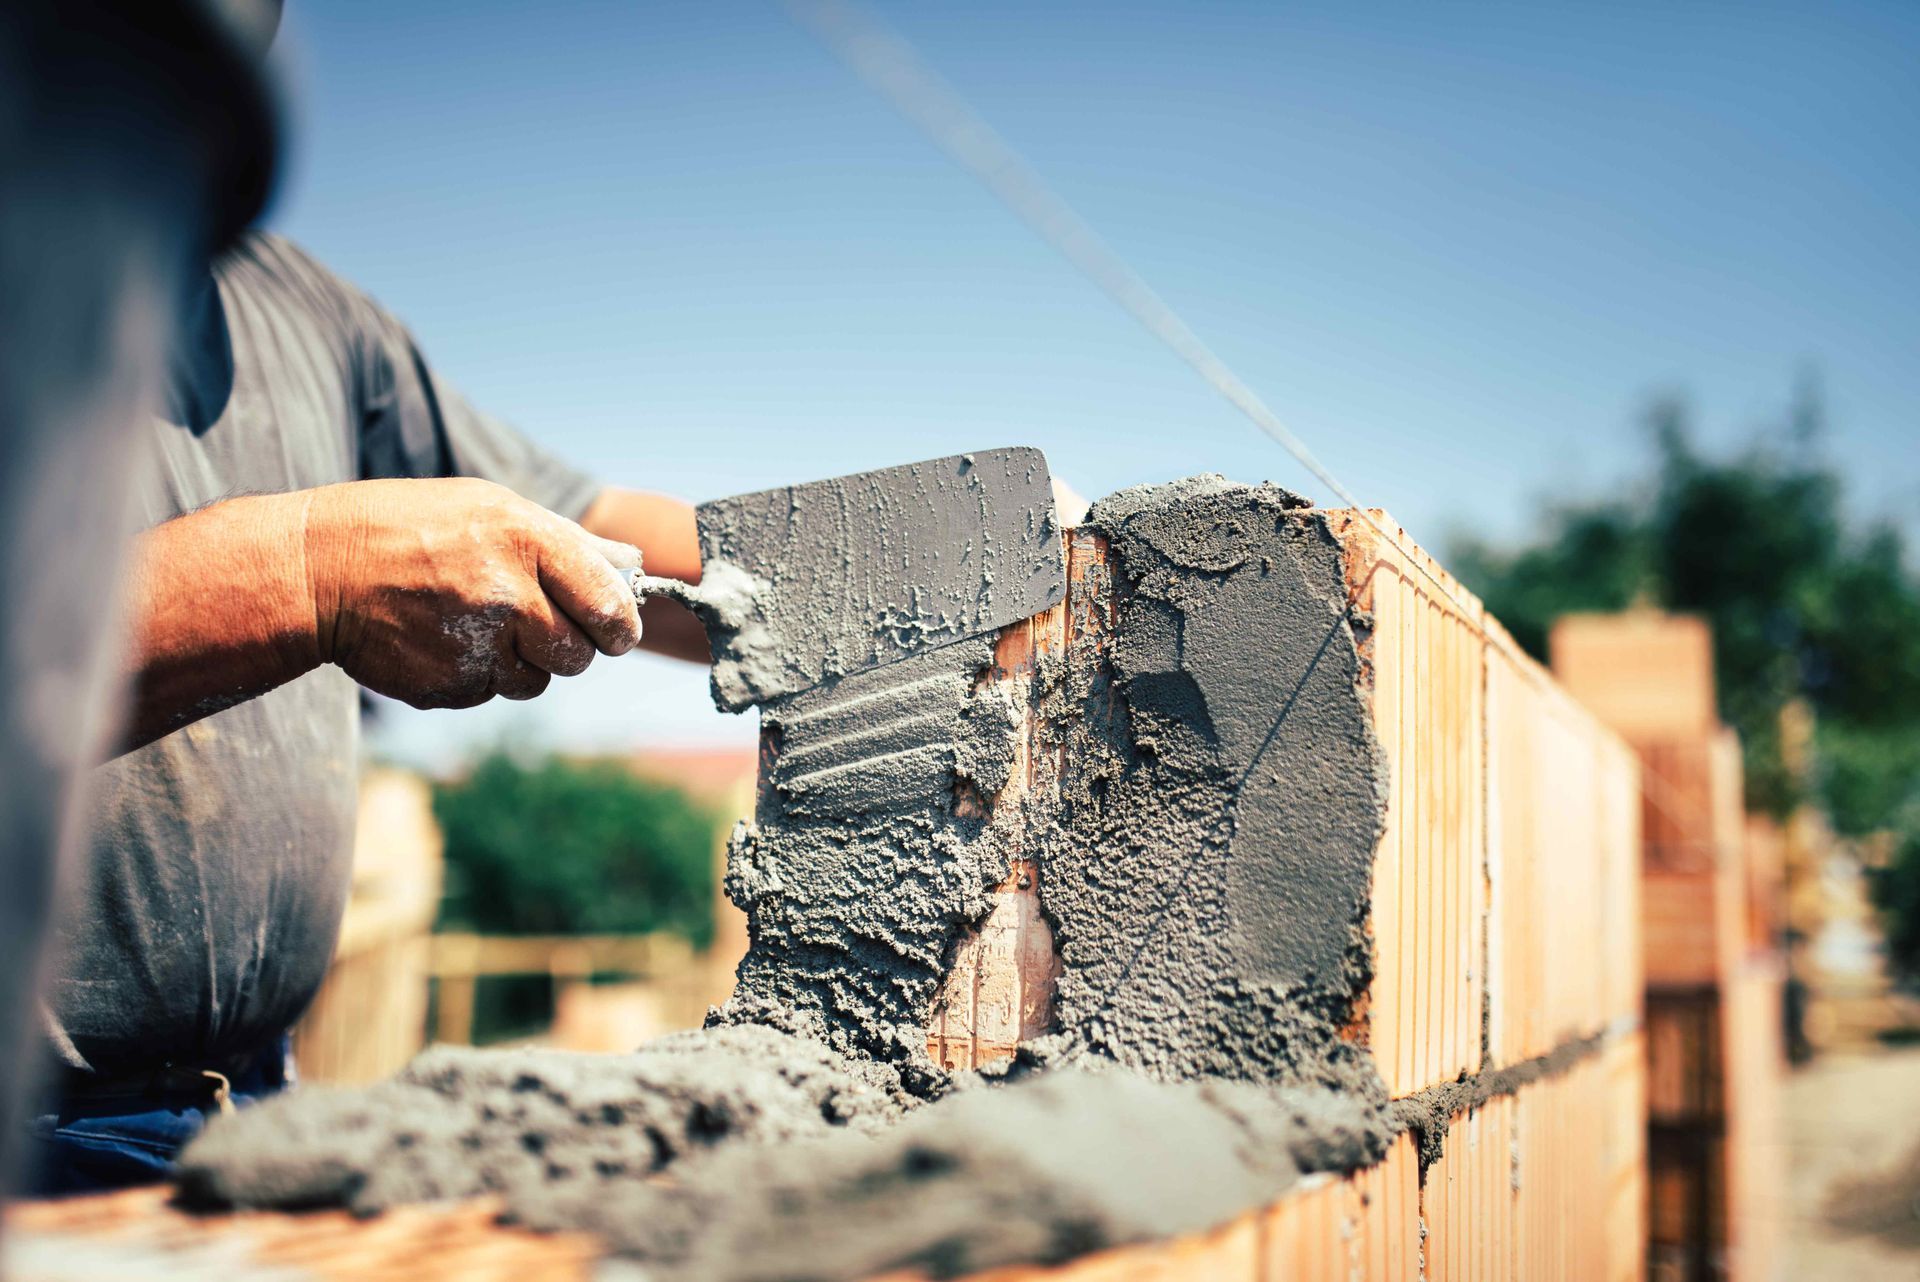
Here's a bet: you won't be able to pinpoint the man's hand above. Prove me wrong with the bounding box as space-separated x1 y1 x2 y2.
306 478 642 709
120 479 643 751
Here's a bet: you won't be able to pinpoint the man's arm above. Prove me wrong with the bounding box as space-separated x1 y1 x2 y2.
122 478 643 752
577 488 712 666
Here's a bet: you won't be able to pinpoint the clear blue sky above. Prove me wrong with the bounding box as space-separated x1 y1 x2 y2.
261 1 1919 768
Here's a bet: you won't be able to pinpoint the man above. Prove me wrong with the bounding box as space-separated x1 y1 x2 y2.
27 231 711 1193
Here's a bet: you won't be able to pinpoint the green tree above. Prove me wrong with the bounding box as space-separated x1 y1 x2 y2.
432 751 718 947
1449 386 1920 972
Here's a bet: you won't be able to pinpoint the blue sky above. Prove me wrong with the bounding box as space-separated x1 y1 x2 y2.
261 1 1919 768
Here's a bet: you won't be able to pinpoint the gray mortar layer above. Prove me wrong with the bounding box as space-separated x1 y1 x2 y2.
512 1070 1386 1282
712 632 1022 1075
175 1025 916 1215
175 476 1445 1278
1010 475 1391 1091
1388 1028 1615 1168
710 475 1390 1097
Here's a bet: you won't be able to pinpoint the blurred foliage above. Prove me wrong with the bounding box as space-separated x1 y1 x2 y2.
432 751 717 948
1449 383 1920 974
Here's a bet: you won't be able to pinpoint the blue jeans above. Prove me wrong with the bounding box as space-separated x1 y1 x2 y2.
24 1037 293 1197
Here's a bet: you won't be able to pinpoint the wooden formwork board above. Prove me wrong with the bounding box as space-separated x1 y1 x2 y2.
293 771 442 1085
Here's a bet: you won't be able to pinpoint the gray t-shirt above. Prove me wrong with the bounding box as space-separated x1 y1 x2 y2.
46 233 600 1076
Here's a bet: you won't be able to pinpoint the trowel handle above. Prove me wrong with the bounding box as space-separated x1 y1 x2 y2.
621 568 704 613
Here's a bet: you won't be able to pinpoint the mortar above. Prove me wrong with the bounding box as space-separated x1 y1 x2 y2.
178 476 1414 1280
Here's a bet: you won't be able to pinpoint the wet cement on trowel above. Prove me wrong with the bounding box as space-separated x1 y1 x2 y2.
178 477 1411 1280
689 448 1066 711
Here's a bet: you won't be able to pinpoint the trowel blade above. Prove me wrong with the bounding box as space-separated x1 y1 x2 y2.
692 447 1067 711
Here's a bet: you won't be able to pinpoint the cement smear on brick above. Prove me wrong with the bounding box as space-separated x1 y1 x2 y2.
1012 476 1389 1091
711 633 1019 1077
177 476 1401 1280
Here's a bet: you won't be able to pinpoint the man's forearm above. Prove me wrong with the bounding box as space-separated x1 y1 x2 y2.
577 488 711 665
121 493 323 752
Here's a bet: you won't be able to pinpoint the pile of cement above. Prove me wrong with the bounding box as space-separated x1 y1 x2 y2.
177 476 1403 1279
181 1057 1386 1282
176 1024 914 1215
515 1070 1384 1282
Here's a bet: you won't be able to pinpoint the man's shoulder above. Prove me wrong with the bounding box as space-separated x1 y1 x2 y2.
215 232 377 341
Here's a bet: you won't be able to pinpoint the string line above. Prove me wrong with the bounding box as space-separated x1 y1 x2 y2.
786 0 1740 908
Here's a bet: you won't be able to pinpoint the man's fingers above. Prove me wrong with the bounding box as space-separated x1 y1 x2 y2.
495 644 553 702
534 527 643 656
408 677 492 711
585 532 643 572
512 606 596 678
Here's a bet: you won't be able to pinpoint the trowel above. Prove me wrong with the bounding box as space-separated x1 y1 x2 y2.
625 447 1067 712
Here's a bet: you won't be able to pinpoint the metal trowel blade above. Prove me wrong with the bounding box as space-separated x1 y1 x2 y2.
659 447 1067 712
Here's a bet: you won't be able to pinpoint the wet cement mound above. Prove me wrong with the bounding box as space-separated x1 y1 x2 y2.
177 1024 914 1215
516 1071 1386 1282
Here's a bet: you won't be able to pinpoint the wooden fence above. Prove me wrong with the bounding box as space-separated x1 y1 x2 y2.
291 770 442 1085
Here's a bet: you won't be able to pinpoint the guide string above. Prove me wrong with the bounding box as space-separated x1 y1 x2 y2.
782 0 1580 701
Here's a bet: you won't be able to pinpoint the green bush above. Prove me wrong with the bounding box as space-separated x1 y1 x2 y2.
1449 383 1920 976
1452 387 1920 829
432 751 717 948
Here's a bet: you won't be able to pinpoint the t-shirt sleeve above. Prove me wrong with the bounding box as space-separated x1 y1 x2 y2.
347 290 602 521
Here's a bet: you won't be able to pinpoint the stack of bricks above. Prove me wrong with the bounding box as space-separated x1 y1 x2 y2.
1551 613 1786 1282
920 511 1648 1281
